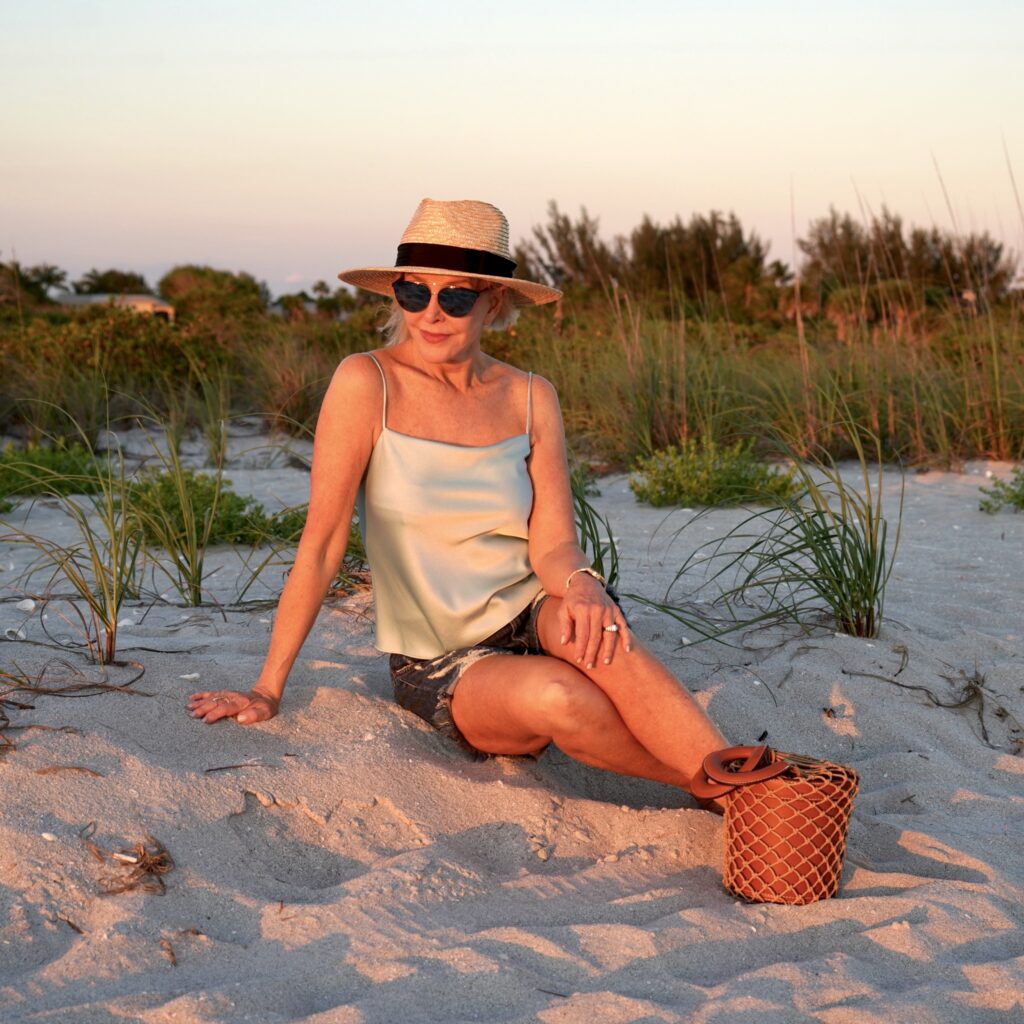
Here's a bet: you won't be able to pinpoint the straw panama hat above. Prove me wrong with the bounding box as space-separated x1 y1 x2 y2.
338 198 562 306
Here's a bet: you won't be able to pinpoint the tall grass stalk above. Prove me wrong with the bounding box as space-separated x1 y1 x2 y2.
514 292 1024 467
571 472 619 589
188 357 233 469
0 415 142 664
130 416 231 607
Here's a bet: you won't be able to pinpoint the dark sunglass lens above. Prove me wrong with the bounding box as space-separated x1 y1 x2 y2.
438 287 482 317
393 280 430 312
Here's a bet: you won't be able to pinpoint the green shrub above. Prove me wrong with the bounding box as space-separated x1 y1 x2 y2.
128 468 274 546
0 441 104 505
629 438 800 507
128 473 362 550
979 466 1024 513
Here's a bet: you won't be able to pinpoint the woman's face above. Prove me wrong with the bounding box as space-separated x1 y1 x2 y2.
398 273 504 362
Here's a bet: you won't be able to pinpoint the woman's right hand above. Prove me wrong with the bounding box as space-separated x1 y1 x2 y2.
188 688 280 725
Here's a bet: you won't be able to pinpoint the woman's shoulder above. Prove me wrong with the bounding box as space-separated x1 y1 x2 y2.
321 351 387 416
338 348 386 373
482 360 561 415
332 349 390 387
484 356 555 390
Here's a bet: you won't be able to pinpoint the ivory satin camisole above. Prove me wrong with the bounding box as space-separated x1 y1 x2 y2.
356 354 543 659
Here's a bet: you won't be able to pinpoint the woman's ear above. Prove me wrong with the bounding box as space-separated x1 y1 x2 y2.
484 286 506 323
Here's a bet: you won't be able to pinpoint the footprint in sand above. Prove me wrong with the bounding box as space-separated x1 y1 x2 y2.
224 793 366 898
219 793 435 901
0 890 80 978
333 795 431 862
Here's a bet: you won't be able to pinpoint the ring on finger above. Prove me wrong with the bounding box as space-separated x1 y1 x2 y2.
602 623 619 633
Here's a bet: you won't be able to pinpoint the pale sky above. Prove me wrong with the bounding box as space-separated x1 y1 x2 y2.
3 0 1022 296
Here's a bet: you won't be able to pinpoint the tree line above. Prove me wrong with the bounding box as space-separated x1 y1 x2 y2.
514 202 1019 324
3 203 1019 328
0 263 357 323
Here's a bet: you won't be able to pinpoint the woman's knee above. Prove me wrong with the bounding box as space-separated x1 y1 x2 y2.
530 668 613 737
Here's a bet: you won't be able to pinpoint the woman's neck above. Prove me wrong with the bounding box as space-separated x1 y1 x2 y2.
399 340 490 391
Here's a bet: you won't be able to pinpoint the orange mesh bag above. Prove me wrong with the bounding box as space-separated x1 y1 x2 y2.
690 745 859 905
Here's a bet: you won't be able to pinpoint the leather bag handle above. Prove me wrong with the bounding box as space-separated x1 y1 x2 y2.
690 744 790 800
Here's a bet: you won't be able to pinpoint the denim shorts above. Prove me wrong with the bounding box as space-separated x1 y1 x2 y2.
389 591 550 760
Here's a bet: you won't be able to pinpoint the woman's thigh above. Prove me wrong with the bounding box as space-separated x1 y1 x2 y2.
450 652 614 757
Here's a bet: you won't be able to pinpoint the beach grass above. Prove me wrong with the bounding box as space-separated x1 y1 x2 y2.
646 422 902 640
0 417 143 664
3 283 1022 468
0 260 1016 644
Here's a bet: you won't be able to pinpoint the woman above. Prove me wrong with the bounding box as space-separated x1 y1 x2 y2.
188 199 726 796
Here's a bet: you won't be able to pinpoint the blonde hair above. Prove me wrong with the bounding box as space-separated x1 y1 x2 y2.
380 284 519 346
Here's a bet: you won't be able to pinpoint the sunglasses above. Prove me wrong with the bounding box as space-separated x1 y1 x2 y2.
392 279 487 318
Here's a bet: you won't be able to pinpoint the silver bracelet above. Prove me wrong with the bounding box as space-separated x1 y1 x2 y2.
565 566 606 591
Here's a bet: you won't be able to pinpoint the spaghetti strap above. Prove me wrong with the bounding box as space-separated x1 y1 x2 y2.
526 372 534 436
364 353 388 429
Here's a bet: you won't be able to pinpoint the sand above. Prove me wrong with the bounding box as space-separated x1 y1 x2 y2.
1 430 1022 1024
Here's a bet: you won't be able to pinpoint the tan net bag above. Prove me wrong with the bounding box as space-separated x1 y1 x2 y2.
690 745 859 905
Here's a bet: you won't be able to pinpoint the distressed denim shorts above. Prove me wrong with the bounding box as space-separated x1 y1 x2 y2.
388 591 550 760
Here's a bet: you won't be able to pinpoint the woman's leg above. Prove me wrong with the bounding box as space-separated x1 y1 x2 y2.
451 653 692 788
534 595 727 783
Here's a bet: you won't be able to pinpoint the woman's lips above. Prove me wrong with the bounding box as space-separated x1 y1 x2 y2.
419 329 449 342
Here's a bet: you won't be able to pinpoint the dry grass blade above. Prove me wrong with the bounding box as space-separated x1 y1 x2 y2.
1 664 40 757
0 708 13 759
84 833 175 896
842 664 1023 750
204 761 279 773
8 725 80 735
78 820 108 864
34 764 105 777
1 658 144 759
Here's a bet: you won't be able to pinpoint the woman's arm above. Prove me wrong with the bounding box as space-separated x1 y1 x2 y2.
526 376 631 669
189 353 383 724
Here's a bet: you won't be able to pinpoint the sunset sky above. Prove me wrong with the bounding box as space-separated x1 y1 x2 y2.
3 0 1022 296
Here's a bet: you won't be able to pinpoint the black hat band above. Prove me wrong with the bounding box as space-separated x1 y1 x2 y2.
395 243 516 279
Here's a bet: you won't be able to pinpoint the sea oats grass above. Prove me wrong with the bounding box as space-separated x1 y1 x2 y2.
640 416 902 641
0 411 144 664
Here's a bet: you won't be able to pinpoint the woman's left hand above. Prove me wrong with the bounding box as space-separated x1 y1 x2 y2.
558 577 632 669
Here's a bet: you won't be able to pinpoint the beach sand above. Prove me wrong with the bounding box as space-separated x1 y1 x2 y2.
1 432 1022 1023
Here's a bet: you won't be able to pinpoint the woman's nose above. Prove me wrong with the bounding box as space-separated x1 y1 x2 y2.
422 293 445 321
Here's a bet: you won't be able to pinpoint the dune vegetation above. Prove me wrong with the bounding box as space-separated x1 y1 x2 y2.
1 203 1020 471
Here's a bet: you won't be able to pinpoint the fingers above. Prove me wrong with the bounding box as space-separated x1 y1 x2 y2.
598 609 633 665
579 605 606 669
236 695 277 725
608 609 632 659
557 601 574 647
188 691 242 723
566 601 632 670
187 689 278 726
